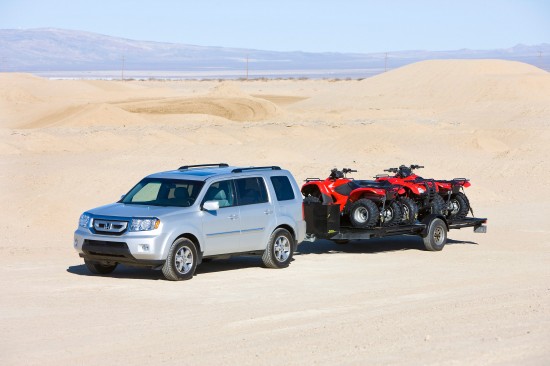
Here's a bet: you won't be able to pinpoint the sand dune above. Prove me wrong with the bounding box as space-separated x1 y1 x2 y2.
1 59 549 365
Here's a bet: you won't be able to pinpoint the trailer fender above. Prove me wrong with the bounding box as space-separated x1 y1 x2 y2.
420 214 448 236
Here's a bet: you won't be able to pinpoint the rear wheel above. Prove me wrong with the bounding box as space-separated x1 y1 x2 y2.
446 192 470 219
349 199 379 228
380 201 402 227
162 238 198 281
422 218 447 251
262 228 294 269
84 259 117 275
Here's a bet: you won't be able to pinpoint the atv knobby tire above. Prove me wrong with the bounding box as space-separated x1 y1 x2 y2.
446 192 470 219
381 201 402 227
349 199 379 228
399 197 418 225
429 194 446 215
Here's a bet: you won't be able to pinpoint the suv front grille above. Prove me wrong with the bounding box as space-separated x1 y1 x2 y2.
92 219 128 235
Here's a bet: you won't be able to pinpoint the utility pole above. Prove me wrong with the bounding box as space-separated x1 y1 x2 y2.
121 55 125 81
384 52 388 72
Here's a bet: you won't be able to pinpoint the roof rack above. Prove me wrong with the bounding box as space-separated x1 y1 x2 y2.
178 163 229 170
231 166 281 173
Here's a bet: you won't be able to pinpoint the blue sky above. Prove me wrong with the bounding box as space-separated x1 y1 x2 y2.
1 0 548 53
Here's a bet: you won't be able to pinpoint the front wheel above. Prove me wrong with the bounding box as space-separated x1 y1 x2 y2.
162 238 198 281
262 228 294 269
84 259 117 275
399 197 418 225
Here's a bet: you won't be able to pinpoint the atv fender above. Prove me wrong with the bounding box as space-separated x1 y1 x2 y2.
349 187 386 203
301 181 333 204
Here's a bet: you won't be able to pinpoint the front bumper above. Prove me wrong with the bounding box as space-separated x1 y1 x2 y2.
74 227 169 265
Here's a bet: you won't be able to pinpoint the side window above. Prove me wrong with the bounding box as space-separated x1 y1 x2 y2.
270 175 295 201
203 180 235 208
235 177 268 206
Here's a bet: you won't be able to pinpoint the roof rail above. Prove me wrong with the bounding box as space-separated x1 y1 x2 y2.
231 166 281 173
178 163 229 170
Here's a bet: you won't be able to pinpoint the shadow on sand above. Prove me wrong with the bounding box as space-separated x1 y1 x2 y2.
67 237 478 280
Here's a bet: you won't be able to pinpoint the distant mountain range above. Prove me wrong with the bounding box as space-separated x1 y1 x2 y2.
1 28 548 79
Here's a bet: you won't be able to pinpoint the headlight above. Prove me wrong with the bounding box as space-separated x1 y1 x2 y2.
79 213 91 228
417 188 425 194
130 218 160 232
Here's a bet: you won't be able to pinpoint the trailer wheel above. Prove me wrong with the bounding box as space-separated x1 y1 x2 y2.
422 218 447 251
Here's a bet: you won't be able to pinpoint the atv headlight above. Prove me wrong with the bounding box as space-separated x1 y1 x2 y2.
418 187 425 194
79 213 91 228
130 218 160 232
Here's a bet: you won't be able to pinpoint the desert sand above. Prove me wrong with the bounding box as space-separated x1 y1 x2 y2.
1 59 549 365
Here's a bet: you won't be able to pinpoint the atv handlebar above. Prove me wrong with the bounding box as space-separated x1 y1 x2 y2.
410 164 424 170
342 168 357 174
384 168 399 173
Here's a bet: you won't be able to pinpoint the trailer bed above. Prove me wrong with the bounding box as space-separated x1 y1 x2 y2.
303 202 487 249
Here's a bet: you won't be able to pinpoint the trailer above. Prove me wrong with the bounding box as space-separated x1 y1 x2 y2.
303 202 487 251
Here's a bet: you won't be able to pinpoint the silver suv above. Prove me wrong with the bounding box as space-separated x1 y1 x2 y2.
74 164 306 280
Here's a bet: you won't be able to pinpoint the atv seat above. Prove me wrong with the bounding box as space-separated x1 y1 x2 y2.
355 180 392 188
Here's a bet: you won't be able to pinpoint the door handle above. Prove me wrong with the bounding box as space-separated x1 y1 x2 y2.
264 209 273 215
228 214 239 220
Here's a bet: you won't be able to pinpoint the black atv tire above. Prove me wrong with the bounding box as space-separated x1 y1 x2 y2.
446 192 470 219
380 201 402 227
399 197 418 225
428 194 446 215
349 199 379 228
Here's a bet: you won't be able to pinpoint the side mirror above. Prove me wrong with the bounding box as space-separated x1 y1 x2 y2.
203 200 220 211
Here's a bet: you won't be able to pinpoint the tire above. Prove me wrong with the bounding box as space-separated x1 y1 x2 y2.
349 199 380 228
422 218 448 251
84 259 117 275
446 192 470 219
332 239 350 245
162 237 198 281
380 201 402 227
262 228 294 269
428 194 446 215
399 197 418 224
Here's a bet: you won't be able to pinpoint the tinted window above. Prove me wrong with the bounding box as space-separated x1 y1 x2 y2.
270 176 295 201
122 178 204 207
203 180 235 208
235 177 268 205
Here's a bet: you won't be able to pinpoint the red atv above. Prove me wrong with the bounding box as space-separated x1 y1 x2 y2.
302 168 404 228
376 165 445 220
376 165 472 220
435 178 471 219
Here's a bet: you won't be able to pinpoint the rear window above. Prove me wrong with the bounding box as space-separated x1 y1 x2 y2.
270 175 295 201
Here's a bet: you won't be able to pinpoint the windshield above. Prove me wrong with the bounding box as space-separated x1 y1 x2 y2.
121 178 205 207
